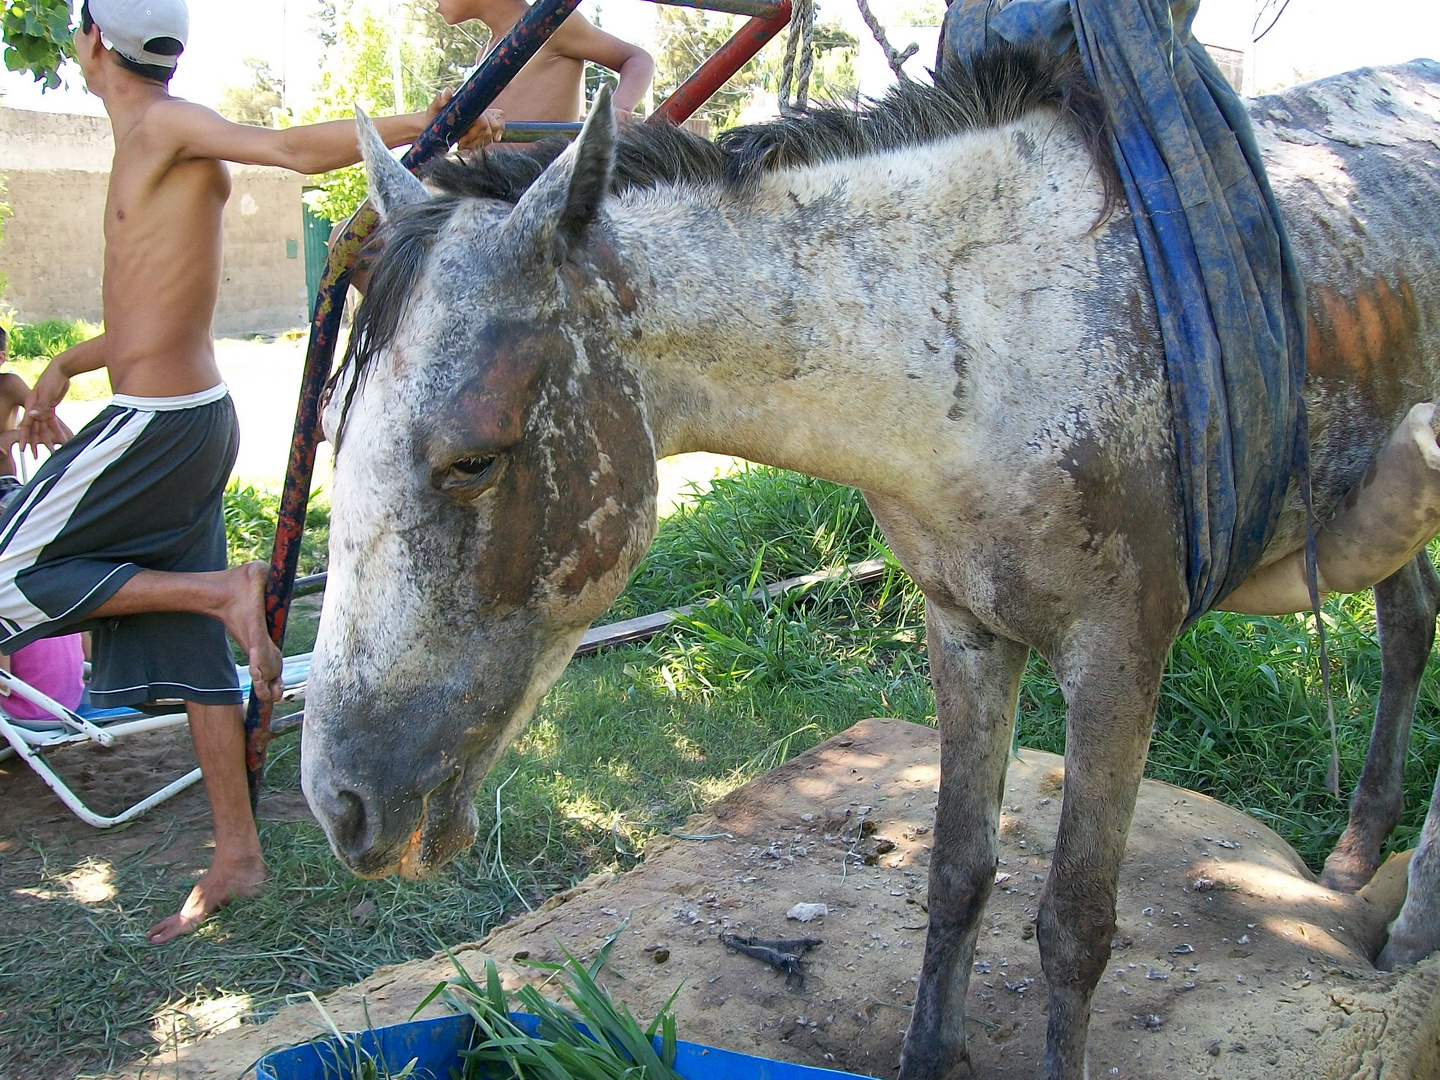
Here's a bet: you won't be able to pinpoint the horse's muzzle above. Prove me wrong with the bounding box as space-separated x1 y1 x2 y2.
308 766 478 879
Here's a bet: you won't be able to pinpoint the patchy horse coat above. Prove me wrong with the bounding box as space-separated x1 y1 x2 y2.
304 51 1440 1080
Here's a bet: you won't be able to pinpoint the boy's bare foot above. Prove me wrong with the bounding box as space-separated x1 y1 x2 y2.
146 853 268 944
219 562 283 701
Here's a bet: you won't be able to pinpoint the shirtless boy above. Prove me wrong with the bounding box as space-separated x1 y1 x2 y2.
0 0 487 944
437 0 655 121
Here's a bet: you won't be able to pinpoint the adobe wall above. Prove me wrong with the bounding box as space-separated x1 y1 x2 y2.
0 107 309 336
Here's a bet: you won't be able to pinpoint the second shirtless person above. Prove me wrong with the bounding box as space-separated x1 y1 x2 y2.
0 0 490 943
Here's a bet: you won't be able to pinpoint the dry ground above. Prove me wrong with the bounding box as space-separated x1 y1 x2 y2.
108 719 1440 1080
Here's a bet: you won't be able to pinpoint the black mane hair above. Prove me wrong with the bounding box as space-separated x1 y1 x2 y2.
423 44 1115 209
333 43 1116 437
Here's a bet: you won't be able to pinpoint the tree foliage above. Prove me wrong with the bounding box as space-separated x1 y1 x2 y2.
219 59 284 126
304 0 488 222
2 0 73 90
653 7 859 132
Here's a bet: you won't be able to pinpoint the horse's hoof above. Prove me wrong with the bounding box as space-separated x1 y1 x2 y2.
899 1040 970 1080
1376 934 1436 971
1320 849 1378 894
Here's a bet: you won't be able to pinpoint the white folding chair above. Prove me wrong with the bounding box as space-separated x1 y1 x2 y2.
0 652 312 828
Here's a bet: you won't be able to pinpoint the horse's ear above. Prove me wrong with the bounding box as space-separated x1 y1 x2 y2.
503 85 616 266
356 106 428 218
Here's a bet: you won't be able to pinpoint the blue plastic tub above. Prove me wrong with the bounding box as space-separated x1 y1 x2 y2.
255 1012 873 1080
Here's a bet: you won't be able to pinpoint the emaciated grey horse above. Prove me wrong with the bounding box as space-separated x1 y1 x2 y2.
302 48 1440 1080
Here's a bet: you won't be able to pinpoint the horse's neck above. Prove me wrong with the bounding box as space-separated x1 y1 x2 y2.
610 115 1104 494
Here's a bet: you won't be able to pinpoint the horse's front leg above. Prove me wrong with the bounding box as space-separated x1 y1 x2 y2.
1039 641 1168 1080
1323 552 1440 892
900 601 1029 1080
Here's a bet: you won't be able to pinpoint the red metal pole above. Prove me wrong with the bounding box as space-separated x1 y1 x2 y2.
650 0 792 126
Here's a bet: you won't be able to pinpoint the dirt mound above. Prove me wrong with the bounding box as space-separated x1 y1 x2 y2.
122 719 1440 1079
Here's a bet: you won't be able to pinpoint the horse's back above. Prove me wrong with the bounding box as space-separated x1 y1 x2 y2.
1254 61 1440 558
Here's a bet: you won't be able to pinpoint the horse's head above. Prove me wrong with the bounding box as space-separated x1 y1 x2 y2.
302 93 658 878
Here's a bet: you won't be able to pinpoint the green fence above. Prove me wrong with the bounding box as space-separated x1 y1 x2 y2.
301 202 333 312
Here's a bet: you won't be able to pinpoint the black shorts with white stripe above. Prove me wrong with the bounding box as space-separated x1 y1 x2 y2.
0 385 243 707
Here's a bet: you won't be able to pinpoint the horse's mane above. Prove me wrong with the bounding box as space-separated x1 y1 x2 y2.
424 43 1115 206
333 44 1115 440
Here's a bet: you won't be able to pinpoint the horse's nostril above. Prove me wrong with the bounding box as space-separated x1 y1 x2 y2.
331 789 369 853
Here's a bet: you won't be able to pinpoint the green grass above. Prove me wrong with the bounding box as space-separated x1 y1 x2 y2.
2 320 111 404
5 318 101 362
223 480 330 575
4 464 1440 1079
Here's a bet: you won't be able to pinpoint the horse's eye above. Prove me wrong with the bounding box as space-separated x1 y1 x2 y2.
438 455 499 495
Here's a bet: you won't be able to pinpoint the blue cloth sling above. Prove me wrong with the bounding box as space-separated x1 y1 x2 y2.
942 0 1308 626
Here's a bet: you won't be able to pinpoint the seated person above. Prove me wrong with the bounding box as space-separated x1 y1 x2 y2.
0 327 42 503
0 632 85 721
0 337 86 720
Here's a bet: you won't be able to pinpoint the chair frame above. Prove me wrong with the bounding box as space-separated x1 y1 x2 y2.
0 654 310 828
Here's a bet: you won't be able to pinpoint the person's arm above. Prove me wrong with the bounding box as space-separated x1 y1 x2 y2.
155 94 503 176
552 19 655 116
17 335 101 452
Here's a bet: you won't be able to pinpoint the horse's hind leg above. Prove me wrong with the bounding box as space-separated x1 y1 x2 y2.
1381 765 1440 967
899 601 1028 1080
1322 551 1440 892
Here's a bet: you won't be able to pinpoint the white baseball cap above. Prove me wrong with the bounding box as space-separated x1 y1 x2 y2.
87 0 188 70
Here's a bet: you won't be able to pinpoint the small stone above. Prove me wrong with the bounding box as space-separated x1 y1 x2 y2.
1170 943 1195 955
787 903 829 922
350 898 377 925
1206 1039 1222 1057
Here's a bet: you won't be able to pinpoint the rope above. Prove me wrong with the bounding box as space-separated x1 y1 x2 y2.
855 0 918 82
777 0 815 116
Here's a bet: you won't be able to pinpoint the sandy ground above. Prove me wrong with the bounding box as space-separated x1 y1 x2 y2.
106 718 1440 1080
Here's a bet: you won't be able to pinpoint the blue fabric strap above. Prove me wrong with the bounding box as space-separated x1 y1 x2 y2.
943 0 1308 626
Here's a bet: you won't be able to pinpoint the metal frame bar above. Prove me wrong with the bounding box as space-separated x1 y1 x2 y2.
0 686 200 828
650 0 792 124
647 0 782 18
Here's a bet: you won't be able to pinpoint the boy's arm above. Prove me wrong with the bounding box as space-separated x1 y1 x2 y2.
0 371 31 414
552 18 655 116
17 336 102 452
156 94 502 176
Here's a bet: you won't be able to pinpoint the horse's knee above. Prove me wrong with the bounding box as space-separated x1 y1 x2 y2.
1036 882 1115 991
1032 881 1116 1080
928 845 995 925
